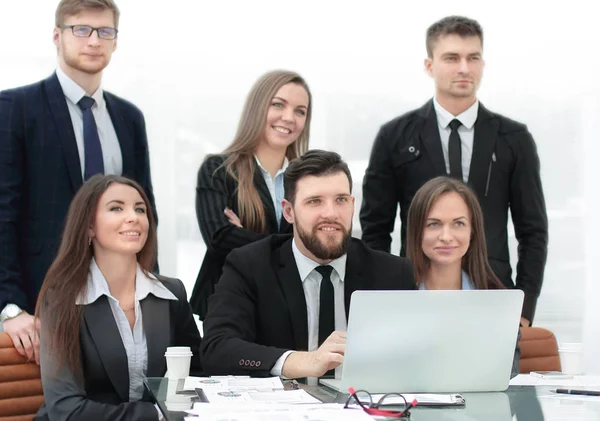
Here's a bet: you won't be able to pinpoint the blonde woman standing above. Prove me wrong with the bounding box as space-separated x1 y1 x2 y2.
191 71 312 318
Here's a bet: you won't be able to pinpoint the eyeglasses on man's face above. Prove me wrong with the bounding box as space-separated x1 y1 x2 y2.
61 25 118 40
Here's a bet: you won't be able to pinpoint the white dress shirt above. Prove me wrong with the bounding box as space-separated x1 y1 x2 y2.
255 155 288 228
433 97 479 183
271 239 347 383
56 65 123 178
76 259 177 418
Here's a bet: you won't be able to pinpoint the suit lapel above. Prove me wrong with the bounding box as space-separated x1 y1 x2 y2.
276 239 309 350
83 297 129 402
104 93 135 177
468 103 498 197
418 101 447 176
343 242 365 321
45 73 82 193
141 294 171 377
253 167 279 232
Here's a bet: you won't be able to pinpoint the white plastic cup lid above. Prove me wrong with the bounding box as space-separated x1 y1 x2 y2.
164 351 193 357
166 346 191 353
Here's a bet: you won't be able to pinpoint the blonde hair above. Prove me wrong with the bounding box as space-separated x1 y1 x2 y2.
55 0 120 28
222 70 312 232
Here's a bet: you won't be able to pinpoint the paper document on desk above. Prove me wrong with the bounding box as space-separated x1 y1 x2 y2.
184 404 372 420
360 393 465 406
509 374 600 387
183 376 284 391
199 388 321 405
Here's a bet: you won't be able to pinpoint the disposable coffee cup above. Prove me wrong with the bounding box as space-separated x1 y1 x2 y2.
558 343 584 375
164 346 193 380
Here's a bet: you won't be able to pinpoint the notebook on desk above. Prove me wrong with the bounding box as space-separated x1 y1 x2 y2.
320 289 523 394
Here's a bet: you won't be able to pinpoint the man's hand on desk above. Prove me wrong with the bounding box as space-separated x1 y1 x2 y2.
3 312 40 365
281 331 346 378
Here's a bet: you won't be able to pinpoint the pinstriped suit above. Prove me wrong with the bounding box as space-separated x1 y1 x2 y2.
190 154 291 318
0 73 156 314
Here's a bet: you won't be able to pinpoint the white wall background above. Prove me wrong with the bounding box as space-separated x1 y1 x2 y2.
1 0 598 371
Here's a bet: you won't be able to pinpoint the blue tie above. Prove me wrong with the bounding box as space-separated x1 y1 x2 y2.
78 96 104 180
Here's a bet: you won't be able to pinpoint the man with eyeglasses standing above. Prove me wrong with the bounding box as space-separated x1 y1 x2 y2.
0 0 156 364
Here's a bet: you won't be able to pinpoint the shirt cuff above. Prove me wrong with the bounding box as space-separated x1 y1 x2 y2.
155 403 163 420
270 350 295 376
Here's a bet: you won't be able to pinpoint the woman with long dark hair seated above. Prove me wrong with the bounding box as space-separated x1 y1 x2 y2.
35 175 201 421
406 176 520 376
190 70 312 318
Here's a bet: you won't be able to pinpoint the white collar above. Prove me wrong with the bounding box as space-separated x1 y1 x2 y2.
76 258 177 305
433 96 479 130
291 237 347 283
254 155 289 177
56 65 106 109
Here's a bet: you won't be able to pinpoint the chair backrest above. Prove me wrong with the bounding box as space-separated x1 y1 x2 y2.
518 327 561 373
0 333 44 421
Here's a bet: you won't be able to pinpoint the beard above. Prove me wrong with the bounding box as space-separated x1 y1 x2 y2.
296 220 352 261
60 42 110 75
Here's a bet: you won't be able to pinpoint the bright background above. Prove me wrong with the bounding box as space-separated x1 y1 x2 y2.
1 0 598 372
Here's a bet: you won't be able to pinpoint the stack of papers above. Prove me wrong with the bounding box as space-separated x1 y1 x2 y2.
183 376 285 392
509 374 600 387
183 376 340 419
364 393 465 406
184 404 373 421
199 388 322 405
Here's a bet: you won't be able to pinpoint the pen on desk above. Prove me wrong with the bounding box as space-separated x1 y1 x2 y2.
554 389 600 396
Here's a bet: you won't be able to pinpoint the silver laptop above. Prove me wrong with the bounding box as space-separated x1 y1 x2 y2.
320 290 523 393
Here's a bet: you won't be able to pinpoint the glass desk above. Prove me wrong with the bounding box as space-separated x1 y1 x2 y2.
146 377 600 421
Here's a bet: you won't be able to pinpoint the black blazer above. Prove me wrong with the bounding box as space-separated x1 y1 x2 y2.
201 234 416 376
34 275 201 421
190 154 291 318
0 74 156 313
360 100 548 321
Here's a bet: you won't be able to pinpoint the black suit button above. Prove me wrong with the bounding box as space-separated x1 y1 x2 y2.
245 359 250 366
256 361 261 367
239 359 244 366
250 361 256 367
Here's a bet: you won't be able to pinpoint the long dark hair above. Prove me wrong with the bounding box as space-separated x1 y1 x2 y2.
35 175 157 371
406 176 502 289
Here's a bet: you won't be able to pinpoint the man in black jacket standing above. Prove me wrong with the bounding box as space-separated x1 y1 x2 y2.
360 15 548 325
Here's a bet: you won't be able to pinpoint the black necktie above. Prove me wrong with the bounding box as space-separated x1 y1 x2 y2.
448 119 463 181
316 265 335 347
78 96 105 181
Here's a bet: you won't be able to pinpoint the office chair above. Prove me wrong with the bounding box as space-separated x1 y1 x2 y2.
0 333 44 420
518 327 561 373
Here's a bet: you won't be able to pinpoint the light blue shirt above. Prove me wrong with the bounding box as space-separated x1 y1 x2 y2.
76 259 177 405
254 156 288 229
56 65 122 179
419 270 475 290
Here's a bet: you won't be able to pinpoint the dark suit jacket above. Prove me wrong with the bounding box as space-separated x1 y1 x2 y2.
0 74 156 313
190 154 291 318
34 275 201 421
360 100 548 321
201 234 416 376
